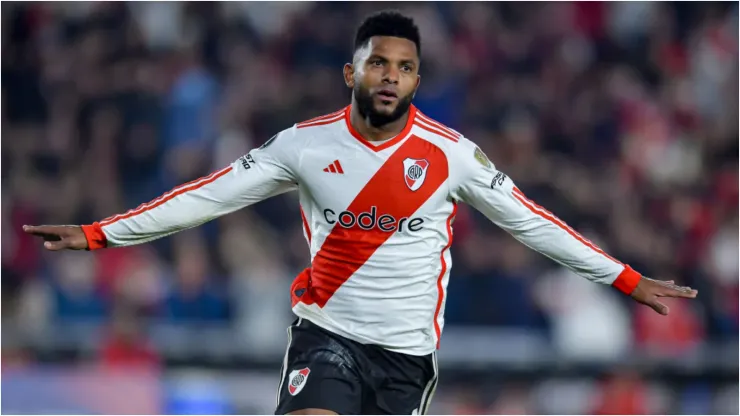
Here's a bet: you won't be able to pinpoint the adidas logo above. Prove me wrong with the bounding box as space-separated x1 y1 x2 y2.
323 160 344 174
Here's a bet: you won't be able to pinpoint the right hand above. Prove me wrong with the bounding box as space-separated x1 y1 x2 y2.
23 225 89 251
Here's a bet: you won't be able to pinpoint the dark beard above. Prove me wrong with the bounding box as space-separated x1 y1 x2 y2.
353 85 414 128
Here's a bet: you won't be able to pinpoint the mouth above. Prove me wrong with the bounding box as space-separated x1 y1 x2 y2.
376 89 398 102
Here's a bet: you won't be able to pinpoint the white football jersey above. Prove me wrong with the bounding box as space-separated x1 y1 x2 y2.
82 104 641 355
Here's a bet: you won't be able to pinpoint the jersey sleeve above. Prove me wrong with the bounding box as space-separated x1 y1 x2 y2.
81 128 299 249
449 137 641 295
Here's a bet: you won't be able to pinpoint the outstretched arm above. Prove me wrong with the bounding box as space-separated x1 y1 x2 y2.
451 139 697 315
25 131 298 251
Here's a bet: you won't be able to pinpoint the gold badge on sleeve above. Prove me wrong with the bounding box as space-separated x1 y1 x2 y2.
474 146 491 168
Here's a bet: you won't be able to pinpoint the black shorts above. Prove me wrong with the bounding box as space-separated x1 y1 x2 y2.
275 318 438 415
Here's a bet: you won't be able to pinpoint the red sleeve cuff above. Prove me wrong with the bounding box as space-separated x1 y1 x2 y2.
612 265 641 295
81 222 107 251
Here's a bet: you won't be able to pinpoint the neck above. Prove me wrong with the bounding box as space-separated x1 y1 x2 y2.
349 98 410 142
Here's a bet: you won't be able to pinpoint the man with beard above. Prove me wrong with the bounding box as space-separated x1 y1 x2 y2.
25 10 697 415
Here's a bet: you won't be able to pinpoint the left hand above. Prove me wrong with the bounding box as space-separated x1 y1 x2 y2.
630 276 698 315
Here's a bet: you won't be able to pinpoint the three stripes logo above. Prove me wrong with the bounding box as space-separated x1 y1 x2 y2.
323 160 344 174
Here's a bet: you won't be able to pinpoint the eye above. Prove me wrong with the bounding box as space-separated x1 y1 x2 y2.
401 64 412 72
371 59 383 67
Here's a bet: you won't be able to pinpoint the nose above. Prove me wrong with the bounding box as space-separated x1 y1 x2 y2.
383 66 399 84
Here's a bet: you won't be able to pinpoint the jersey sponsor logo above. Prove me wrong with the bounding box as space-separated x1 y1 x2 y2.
323 206 425 233
491 171 507 188
474 146 491 168
403 158 429 191
239 154 255 170
287 367 310 396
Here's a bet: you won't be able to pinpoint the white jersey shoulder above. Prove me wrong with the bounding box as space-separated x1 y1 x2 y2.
408 110 496 195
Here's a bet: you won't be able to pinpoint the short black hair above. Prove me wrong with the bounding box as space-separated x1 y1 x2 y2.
354 10 421 58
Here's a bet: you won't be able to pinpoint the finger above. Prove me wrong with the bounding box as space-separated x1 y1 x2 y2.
23 225 64 241
660 282 696 292
659 287 698 298
23 225 54 236
650 299 669 316
43 240 69 251
653 279 677 288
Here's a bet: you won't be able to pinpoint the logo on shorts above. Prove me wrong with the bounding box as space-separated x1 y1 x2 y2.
288 367 311 396
403 158 429 191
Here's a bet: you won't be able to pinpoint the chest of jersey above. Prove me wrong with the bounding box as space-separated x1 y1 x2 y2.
299 133 451 233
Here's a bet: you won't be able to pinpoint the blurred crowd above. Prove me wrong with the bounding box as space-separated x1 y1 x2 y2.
1 1 738 413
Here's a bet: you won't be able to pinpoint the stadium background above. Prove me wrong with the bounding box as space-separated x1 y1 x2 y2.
1 1 737 414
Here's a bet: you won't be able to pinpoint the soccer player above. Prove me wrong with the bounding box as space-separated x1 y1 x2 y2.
25 10 698 416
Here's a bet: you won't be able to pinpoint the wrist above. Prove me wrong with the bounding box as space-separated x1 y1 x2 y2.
80 223 107 250
612 265 641 295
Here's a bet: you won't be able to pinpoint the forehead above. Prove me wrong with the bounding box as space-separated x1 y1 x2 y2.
362 36 419 61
